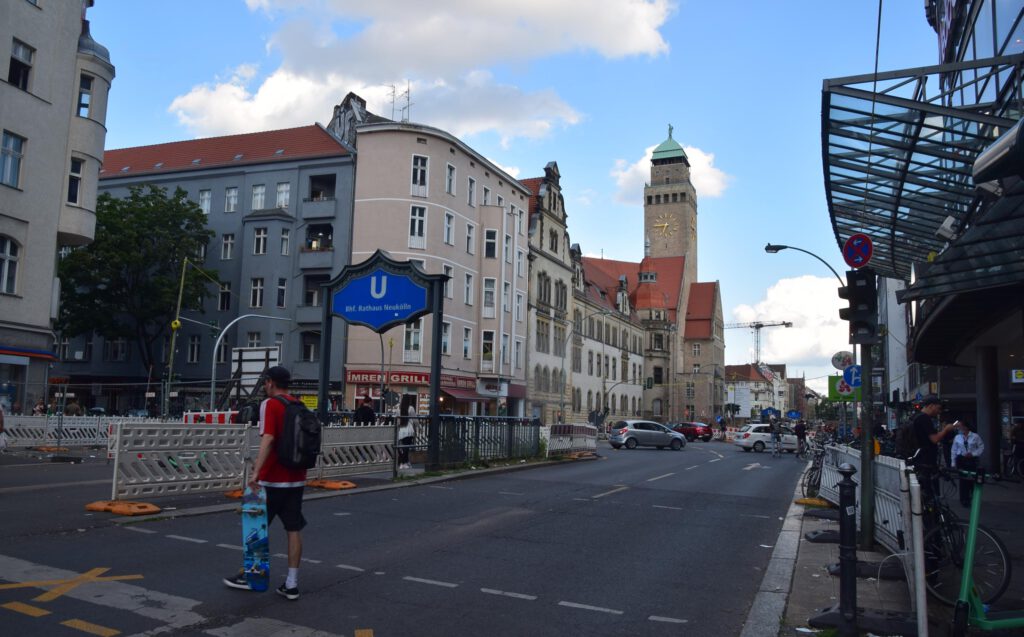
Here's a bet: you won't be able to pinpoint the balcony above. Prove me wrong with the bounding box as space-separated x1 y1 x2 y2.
301 197 337 220
295 304 324 324
299 247 334 270
58 205 96 246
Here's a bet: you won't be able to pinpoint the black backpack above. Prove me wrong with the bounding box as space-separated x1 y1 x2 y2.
273 396 322 469
895 419 918 460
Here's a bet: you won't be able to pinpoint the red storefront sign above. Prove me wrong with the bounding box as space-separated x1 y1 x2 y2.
346 370 476 390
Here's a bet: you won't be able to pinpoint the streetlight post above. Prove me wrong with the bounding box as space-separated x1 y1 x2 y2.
209 314 292 409
559 308 609 424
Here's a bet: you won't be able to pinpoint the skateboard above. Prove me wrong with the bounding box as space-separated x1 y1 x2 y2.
241 485 270 591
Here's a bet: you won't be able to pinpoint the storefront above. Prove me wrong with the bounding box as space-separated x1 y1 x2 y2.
345 369 487 415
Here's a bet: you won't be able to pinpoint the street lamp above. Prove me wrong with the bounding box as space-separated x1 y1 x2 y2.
209 314 292 409
764 243 845 285
558 308 610 424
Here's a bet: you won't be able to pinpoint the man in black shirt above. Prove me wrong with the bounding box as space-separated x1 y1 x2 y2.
911 394 956 470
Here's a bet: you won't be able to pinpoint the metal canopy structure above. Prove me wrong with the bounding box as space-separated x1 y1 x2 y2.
822 54 1024 282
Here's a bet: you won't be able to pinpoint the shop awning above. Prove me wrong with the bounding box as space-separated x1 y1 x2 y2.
441 387 488 402
822 54 1024 282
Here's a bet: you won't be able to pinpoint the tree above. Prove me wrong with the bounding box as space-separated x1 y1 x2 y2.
58 185 216 375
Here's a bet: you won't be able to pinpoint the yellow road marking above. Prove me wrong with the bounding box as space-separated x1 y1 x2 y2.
2 601 51 617
355 630 374 637
0 567 143 602
61 618 120 636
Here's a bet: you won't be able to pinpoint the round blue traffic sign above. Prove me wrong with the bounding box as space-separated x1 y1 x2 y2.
842 364 862 388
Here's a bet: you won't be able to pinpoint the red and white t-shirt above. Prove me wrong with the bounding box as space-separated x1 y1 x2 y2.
257 395 307 487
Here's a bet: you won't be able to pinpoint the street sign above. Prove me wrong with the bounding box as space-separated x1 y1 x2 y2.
831 350 854 370
828 376 861 401
786 410 801 419
842 364 862 388
842 233 873 269
332 267 429 332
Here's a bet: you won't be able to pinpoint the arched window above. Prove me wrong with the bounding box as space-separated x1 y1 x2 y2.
542 367 550 393
587 391 593 412
0 235 20 295
620 394 627 413
534 365 543 392
631 396 637 415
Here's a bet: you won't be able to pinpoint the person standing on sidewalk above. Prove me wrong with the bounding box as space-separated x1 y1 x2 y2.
951 420 985 507
224 366 307 600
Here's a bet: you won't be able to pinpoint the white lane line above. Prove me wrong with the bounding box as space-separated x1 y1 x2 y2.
592 486 628 499
558 601 623 615
685 465 699 470
301 558 322 564
498 491 525 496
646 472 675 482
572 498 591 501
333 512 351 516
741 514 771 519
336 564 365 572
428 485 454 490
122 526 157 534
274 553 288 559
166 534 207 544
652 505 682 511
404 576 458 588
709 458 722 463
217 543 242 550
481 588 537 600
649 615 689 624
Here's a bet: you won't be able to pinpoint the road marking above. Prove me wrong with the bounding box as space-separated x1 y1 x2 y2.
652 505 682 511
0 567 144 602
428 485 453 490
592 486 628 499
334 512 351 516
741 514 771 519
274 553 288 559
649 615 689 624
685 465 699 470
709 458 722 463
336 564 365 572
481 588 537 600
572 498 591 501
205 617 346 636
217 543 242 550
166 535 206 544
301 558 321 564
0 479 110 495
404 576 458 588
646 473 675 482
121 526 157 534
2 601 51 616
61 618 120 636
498 491 524 496
558 601 623 615
743 463 766 471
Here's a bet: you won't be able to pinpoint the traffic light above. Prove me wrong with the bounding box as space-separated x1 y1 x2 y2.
838 268 878 345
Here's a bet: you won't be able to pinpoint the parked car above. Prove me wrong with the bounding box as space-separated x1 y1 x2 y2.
87 407 107 416
734 423 798 453
125 408 150 417
608 420 687 451
669 421 713 442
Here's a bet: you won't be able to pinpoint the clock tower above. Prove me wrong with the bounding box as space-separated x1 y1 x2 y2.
643 125 698 272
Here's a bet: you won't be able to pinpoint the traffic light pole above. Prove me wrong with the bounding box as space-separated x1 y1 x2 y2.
858 341 875 548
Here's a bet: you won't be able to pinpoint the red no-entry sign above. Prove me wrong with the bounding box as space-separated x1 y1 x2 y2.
843 233 873 269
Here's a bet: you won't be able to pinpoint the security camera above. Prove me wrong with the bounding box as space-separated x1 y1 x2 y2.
973 118 1024 184
935 215 958 241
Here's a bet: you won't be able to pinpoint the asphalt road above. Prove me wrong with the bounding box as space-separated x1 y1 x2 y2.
0 442 805 636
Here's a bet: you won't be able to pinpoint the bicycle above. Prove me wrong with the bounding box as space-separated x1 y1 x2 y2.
1000 443 1024 480
917 467 1011 607
794 437 808 461
949 468 1023 636
801 441 826 498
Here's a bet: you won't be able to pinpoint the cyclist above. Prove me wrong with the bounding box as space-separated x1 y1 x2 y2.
794 420 808 459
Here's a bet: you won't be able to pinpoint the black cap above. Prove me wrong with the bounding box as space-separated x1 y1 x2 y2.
266 366 291 385
920 394 941 406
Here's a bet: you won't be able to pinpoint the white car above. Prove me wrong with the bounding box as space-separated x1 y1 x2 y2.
734 423 798 453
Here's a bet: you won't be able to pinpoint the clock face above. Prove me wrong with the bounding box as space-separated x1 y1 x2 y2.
654 213 677 237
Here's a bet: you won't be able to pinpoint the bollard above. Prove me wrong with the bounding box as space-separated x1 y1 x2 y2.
836 462 858 636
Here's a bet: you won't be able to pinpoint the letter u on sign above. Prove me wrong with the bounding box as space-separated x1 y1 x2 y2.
370 275 387 299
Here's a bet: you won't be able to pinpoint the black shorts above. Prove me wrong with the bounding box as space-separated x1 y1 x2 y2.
265 486 307 532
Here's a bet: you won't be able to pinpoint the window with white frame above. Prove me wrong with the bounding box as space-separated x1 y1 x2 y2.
504 234 512 263
463 327 472 359
501 333 509 364
482 186 491 205
253 227 267 255
276 182 290 208
445 164 456 195
515 293 523 321
77 74 93 117
502 282 510 313
464 273 473 305
497 195 504 208
251 184 266 210
198 189 211 214
1 131 26 188
280 229 290 255
442 265 453 298
467 177 476 206
246 331 261 347
0 235 19 295
518 209 524 234
277 278 287 308
516 249 524 277
465 224 475 254
483 278 496 318
692 343 701 357
250 278 264 308
441 321 451 355
105 337 128 362
56 336 69 361
484 229 497 258
8 39 33 91
187 335 201 364
411 155 428 197
302 332 319 362
216 339 230 364
536 319 550 353
692 364 701 374
443 212 454 244
225 186 238 212
481 330 495 362
404 318 422 362
409 206 426 248
67 158 84 205
219 282 231 311
514 339 523 369
221 233 234 260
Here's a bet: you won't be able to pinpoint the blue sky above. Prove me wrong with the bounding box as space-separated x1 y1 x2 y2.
89 1 940 393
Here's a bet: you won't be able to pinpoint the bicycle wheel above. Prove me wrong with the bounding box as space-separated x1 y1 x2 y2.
922 521 1012 606
801 468 821 498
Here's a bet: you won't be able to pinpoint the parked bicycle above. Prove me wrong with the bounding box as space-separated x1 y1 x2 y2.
1001 442 1024 480
801 442 826 498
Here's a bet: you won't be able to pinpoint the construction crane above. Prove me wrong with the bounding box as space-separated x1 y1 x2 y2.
724 320 793 364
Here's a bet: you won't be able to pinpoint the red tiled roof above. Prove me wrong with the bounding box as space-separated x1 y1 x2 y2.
724 364 769 383
583 255 686 319
684 282 718 339
101 125 348 179
520 177 543 215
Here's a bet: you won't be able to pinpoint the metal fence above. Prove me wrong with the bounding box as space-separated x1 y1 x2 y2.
546 423 597 456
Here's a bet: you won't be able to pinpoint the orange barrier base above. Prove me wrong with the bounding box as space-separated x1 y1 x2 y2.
224 489 244 499
795 497 833 508
35 446 70 452
307 479 357 490
85 500 162 516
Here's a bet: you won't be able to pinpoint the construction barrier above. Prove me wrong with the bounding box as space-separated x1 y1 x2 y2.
182 411 239 424
545 423 597 456
2 415 165 448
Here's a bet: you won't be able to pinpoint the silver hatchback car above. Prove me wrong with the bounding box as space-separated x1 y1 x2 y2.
608 420 687 451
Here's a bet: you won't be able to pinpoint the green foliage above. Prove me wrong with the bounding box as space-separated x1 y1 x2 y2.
57 185 216 374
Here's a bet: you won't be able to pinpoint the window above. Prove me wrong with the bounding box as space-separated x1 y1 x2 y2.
404 318 422 362
518 209 525 234
464 273 473 305
536 319 550 353
8 39 33 91
187 335 201 364
515 339 523 369
483 278 496 318
443 265 453 298
219 282 231 311
301 332 319 362
501 333 510 364
445 164 456 195
441 322 451 355
497 195 504 208
686 382 695 400
225 187 238 212
692 364 701 374
588 351 594 375
251 184 265 210
409 206 425 248
443 212 454 244
554 326 566 357
692 343 701 357
482 331 495 361
77 74 94 117
502 282 510 313
250 278 264 308
0 235 18 294
246 331 261 347
502 235 511 264
276 182 290 208
516 250 524 276
484 229 497 258
411 155 428 196
280 229 290 255
463 327 472 358
549 229 558 253
1 131 26 187
467 177 476 206
105 337 128 362
483 186 491 205
67 159 84 204
277 278 287 308
216 339 229 364
254 227 267 255
465 225 475 254
198 189 211 214
653 366 663 385
57 336 70 361
515 293 523 321
221 233 234 260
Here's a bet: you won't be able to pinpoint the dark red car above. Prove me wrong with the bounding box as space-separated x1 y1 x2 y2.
668 421 713 442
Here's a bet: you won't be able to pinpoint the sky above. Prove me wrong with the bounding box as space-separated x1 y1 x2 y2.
88 0 940 394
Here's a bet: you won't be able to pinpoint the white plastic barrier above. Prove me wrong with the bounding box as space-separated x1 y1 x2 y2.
545 423 597 456
3 415 165 448
314 425 395 479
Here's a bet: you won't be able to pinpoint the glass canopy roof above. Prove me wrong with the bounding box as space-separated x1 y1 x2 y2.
822 54 1023 284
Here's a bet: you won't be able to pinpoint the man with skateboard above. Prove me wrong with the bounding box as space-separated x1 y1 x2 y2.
225 366 307 600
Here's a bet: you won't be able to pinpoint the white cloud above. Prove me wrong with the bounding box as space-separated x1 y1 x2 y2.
611 144 733 204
